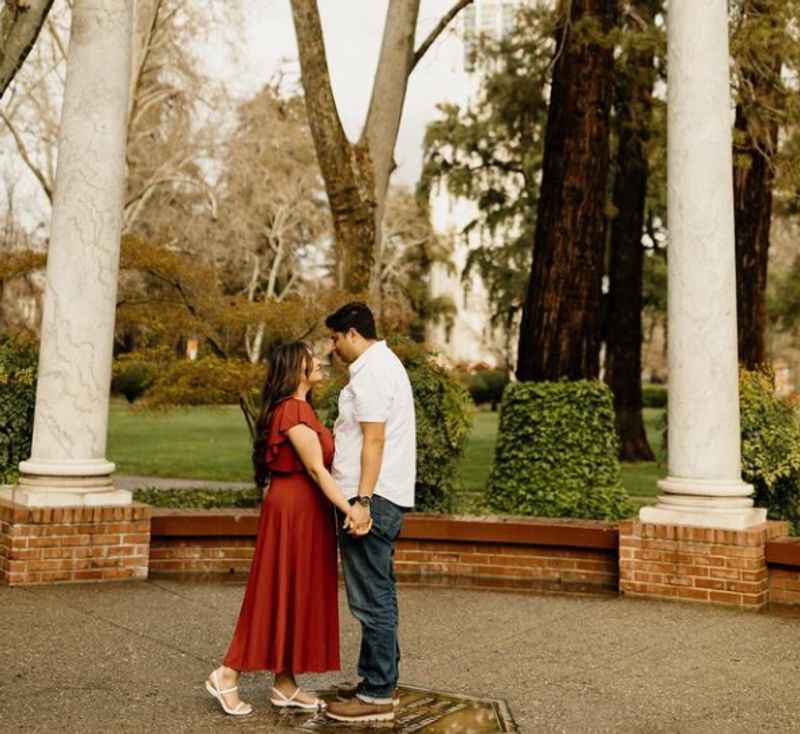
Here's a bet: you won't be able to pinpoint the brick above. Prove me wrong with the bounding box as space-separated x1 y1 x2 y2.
709 590 743 605
710 567 740 581
676 587 710 602
693 577 726 591
121 533 149 545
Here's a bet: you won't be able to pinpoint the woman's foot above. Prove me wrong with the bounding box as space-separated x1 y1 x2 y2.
273 673 324 708
206 666 252 716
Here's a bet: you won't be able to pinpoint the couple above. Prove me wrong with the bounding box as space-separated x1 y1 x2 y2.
206 302 416 724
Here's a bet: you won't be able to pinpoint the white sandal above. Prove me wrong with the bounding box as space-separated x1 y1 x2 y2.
270 686 325 710
205 670 253 716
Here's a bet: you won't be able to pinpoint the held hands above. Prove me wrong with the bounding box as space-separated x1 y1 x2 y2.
343 502 372 537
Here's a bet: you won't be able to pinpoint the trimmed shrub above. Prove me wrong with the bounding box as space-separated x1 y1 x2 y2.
487 380 634 520
740 369 800 533
0 335 38 484
458 368 510 410
111 360 158 403
642 383 667 408
321 339 473 512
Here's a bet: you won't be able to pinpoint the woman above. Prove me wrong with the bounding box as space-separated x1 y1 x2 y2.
205 341 359 716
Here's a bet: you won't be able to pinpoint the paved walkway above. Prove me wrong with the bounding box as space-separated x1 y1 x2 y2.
2 580 800 733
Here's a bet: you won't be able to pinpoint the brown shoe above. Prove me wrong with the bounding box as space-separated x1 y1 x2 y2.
336 684 400 708
325 697 395 723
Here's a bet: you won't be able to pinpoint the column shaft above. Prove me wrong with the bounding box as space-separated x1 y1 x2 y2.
7 0 133 507
640 0 765 528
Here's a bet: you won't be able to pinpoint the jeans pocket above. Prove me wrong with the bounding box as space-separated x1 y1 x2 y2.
371 497 403 543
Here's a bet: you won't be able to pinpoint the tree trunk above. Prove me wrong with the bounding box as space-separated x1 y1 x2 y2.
734 16 781 370
289 0 379 294
516 0 617 382
361 0 420 305
290 0 470 296
605 1 657 462
0 0 55 100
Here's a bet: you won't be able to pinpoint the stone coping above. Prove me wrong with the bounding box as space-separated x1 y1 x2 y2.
149 508 619 550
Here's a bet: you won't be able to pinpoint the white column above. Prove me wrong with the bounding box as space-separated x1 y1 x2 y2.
2 0 133 507
640 0 766 529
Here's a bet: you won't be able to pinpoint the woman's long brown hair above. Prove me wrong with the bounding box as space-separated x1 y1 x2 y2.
253 341 314 489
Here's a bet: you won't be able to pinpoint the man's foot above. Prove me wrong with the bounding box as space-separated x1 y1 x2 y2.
336 683 400 708
326 697 395 723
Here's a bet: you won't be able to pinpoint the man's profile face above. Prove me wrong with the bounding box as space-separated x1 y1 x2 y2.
329 329 358 364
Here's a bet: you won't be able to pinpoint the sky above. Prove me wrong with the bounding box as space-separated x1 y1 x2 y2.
201 0 472 187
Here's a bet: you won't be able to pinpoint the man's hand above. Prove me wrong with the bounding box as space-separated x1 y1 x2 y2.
346 502 372 537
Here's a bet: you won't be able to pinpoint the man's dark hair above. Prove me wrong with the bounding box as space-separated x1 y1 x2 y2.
325 301 377 339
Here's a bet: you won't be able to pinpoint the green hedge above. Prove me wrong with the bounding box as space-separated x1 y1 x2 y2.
642 383 667 408
319 339 473 512
133 486 261 509
456 368 510 410
487 380 634 520
0 335 38 484
740 370 800 533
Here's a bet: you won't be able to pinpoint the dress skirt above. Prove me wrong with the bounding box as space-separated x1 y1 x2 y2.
223 472 340 673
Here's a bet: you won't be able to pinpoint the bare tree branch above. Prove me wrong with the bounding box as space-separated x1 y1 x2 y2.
0 0 55 100
0 110 53 201
410 0 474 74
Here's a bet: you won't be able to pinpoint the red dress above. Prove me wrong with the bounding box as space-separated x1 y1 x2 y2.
223 398 340 673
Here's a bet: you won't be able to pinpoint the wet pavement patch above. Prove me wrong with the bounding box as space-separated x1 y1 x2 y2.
266 684 518 732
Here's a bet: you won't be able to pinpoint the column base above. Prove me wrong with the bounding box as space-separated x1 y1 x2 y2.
619 519 788 610
0 497 151 586
641 476 766 529
640 505 767 530
1 473 132 507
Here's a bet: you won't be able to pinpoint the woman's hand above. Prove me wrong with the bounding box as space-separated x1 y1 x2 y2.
344 505 372 537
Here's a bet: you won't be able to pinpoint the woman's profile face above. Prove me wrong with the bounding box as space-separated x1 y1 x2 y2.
304 353 323 385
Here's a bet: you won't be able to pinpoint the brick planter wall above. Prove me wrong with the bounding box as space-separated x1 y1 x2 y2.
619 519 789 610
149 510 619 595
0 500 151 586
766 537 800 606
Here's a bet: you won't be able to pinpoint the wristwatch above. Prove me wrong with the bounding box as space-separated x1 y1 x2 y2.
355 495 372 508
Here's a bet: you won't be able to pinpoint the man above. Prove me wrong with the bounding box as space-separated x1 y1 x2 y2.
323 302 416 724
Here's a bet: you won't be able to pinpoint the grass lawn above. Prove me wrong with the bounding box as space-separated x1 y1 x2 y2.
108 400 253 482
108 400 668 505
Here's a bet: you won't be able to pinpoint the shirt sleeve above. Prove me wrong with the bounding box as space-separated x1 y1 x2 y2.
352 367 393 423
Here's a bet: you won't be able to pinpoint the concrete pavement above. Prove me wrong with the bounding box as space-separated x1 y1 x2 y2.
2 579 800 733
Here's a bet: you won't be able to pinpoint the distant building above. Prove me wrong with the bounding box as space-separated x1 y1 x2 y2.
426 0 527 369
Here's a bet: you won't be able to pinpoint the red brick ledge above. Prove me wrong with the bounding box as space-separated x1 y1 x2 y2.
149 508 618 549
766 537 800 568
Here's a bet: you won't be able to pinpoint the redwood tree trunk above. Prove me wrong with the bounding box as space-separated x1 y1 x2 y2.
605 1 657 462
734 95 780 370
516 0 617 381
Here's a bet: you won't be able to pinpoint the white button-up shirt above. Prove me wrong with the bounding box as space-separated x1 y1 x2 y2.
332 341 416 508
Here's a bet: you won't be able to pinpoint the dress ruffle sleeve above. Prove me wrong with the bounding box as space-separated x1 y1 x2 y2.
265 399 323 473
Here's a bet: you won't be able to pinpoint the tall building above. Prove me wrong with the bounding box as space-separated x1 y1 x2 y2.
426 0 526 368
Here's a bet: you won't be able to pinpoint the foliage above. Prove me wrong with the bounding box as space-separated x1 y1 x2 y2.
641 383 667 409
740 369 800 532
111 359 159 404
379 187 456 342
455 368 509 410
419 4 554 331
143 356 265 409
133 486 260 509
0 334 37 484
321 339 473 512
487 381 634 520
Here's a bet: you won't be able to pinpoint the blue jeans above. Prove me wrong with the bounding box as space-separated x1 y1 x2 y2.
338 495 406 700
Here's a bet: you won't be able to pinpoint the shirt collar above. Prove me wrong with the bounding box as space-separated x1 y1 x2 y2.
348 340 385 376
